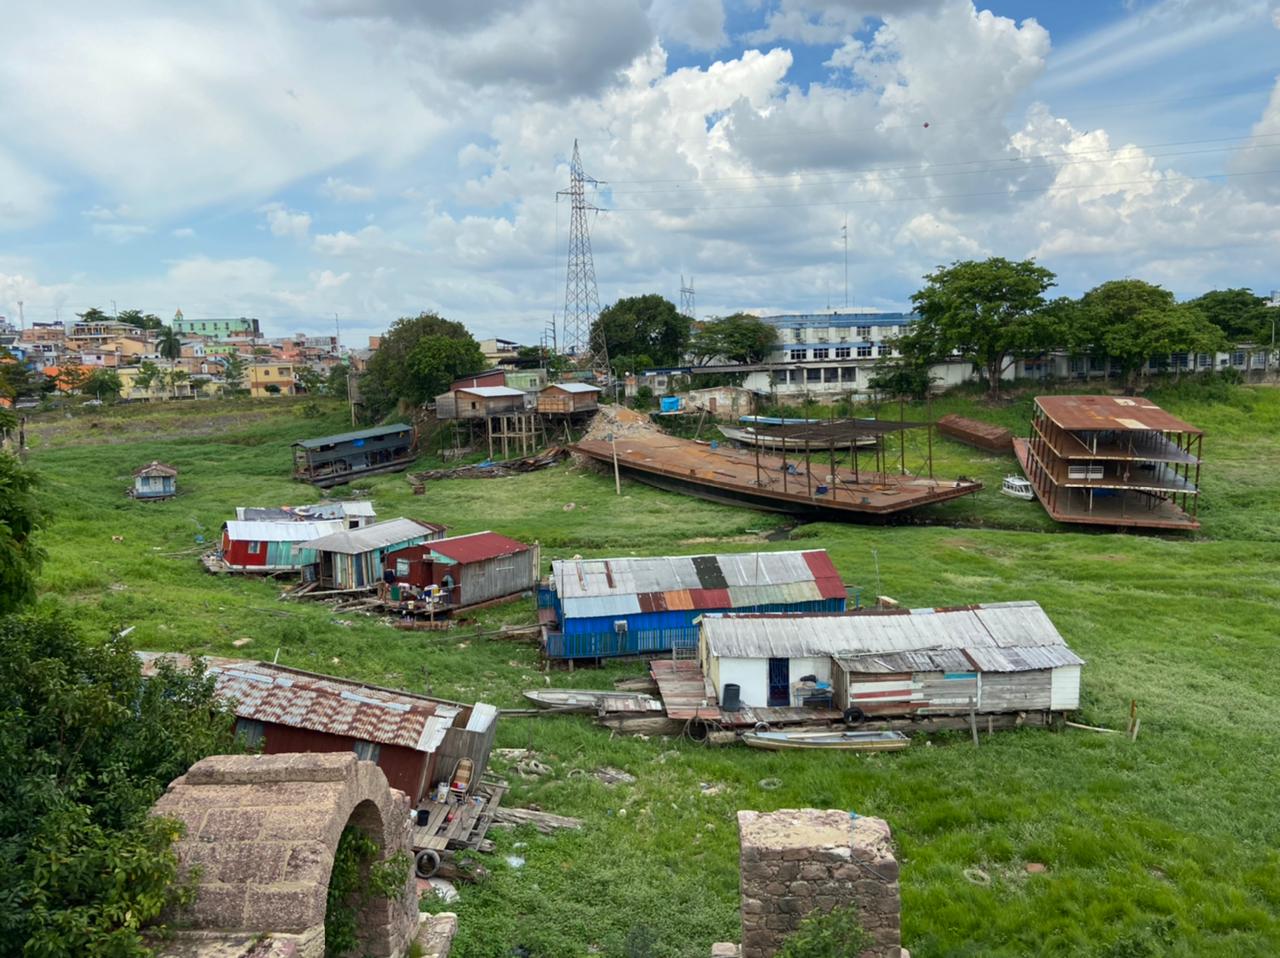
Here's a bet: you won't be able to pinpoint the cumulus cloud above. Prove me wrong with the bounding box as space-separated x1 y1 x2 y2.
648 0 727 51
1228 76 1280 201
745 0 945 45
262 203 313 239
319 176 376 202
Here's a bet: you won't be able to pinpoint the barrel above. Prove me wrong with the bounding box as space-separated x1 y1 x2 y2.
722 683 742 712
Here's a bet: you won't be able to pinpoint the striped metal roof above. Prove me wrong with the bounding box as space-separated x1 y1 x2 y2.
224 519 345 542
702 601 1083 673
551 550 845 618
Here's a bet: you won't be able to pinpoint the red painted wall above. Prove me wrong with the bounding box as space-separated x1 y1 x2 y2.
223 536 268 568
258 721 436 803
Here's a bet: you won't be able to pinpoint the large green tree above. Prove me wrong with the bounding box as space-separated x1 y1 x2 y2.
84 368 123 401
75 307 110 324
0 614 240 957
361 313 481 417
1079 280 1227 388
221 354 247 396
0 453 43 614
590 295 691 374
1186 288 1272 344
116 309 165 332
155 327 183 400
409 336 488 404
689 313 778 365
907 257 1059 398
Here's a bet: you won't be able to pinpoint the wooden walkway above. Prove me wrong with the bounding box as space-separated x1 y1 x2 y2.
412 780 507 853
649 659 843 729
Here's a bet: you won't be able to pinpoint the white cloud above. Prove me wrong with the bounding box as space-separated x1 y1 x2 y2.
745 0 945 45
0 149 55 229
261 202 313 239
1228 76 1280 201
171 227 197 238
92 223 152 244
648 0 727 51
319 176 376 202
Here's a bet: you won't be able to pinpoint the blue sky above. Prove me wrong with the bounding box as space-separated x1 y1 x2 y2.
0 0 1277 346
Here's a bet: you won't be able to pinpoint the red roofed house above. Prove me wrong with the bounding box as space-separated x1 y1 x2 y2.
136 654 497 805
382 531 540 610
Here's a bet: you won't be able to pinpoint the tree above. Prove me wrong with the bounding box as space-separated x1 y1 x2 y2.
222 354 247 396
590 295 691 374
84 368 123 401
907 258 1059 399
295 366 325 395
116 309 164 331
407 336 487 404
57 362 91 394
361 313 480 417
1186 289 1271 344
155 326 183 399
0 352 36 402
166 368 190 397
0 613 241 957
133 360 162 398
868 357 935 400
1079 280 1227 389
690 313 778 365
324 362 350 399
0 454 43 614
75 307 110 323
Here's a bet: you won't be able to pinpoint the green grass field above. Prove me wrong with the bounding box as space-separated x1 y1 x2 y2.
21 389 1280 957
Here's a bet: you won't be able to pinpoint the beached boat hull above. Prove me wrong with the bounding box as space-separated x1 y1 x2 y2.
741 729 910 751
523 690 664 713
717 426 876 451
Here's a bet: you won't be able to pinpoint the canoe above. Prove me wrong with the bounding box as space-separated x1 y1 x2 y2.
740 729 910 752
717 426 877 451
523 689 664 713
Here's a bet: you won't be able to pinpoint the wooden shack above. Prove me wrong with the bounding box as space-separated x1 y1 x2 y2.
291 424 416 487
304 517 446 589
130 461 177 500
451 369 507 391
537 382 601 415
383 531 539 609
219 519 344 573
698 601 1082 716
434 385 528 420
936 414 1013 453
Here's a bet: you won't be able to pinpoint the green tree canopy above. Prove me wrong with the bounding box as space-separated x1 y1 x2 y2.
409 336 488 404
75 307 110 323
84 368 123 400
591 295 691 373
324 361 349 398
1185 288 1272 343
221 353 247 395
155 326 182 362
0 352 36 401
133 360 162 395
907 257 1059 398
0 613 241 956
690 313 778 364
295 366 325 395
0 453 43 614
1080 280 1228 387
361 313 479 417
116 309 165 331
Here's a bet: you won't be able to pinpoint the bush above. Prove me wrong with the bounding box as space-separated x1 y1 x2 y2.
775 905 874 958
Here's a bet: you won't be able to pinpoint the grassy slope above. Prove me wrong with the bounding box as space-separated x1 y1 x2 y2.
22 390 1280 958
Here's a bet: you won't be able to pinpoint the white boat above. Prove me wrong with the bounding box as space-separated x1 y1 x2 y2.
1000 475 1035 500
523 689 664 713
717 425 877 451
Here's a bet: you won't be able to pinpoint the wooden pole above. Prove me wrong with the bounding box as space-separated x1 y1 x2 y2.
805 439 812 499
610 434 621 495
926 393 934 482
898 395 906 475
754 437 761 488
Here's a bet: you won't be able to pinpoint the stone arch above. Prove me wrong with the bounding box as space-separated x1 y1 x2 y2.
150 752 418 958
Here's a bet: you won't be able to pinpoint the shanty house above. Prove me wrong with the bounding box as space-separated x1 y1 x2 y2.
541 550 848 660
434 385 529 420
292 424 416 487
137 654 497 805
236 500 376 529
698 601 1082 715
537 382 601 415
383 531 540 609
451 370 508 390
219 519 345 573
305 517 446 589
131 461 177 499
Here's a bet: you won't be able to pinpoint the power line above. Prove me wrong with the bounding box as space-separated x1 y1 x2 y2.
605 166 1280 215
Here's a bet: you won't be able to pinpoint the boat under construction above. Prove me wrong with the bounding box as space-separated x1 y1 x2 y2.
574 417 981 520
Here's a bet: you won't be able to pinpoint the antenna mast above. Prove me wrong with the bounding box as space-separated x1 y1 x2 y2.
558 140 607 371
679 275 696 321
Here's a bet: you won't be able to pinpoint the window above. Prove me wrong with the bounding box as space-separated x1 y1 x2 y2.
878 345 891 357
841 366 857 382
248 541 262 554
835 346 851 359
1070 357 1085 374
812 347 829 360
1089 356 1105 372
1198 353 1211 368
856 325 872 338
1171 352 1188 369
806 368 822 383
856 344 872 358
1232 351 1246 366
789 349 807 361
353 740 381 762
395 558 410 577
235 718 265 747
823 367 839 382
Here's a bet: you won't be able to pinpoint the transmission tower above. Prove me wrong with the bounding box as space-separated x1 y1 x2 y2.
558 140 607 371
679 275 696 320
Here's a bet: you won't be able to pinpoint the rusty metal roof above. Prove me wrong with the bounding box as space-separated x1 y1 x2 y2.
702 600 1083 673
1036 395 1201 434
137 653 467 752
134 461 177 477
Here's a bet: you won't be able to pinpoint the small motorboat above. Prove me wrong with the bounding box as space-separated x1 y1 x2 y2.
523 689 664 713
740 728 910 751
1000 475 1035 500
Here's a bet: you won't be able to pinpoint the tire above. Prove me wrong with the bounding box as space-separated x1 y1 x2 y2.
415 848 441 879
842 706 865 726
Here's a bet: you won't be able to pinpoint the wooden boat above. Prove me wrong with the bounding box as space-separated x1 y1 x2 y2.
717 425 876 451
523 689 664 713
740 728 910 751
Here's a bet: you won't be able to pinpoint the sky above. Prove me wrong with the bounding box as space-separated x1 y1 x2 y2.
1 0 1278 348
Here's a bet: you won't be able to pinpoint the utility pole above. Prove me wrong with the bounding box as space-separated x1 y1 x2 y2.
559 140 608 372
679 275 696 320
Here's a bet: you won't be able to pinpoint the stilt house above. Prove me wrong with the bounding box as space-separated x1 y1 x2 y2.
304 517 447 589
383 531 539 609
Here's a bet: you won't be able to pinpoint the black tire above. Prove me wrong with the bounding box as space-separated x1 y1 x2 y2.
842 706 865 726
415 848 441 879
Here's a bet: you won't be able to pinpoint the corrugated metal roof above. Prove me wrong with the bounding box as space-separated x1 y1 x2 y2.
237 500 377 522
703 601 1083 673
455 385 525 398
293 424 413 449
134 461 177 476
553 550 839 598
545 382 600 394
427 531 531 564
224 519 345 542
305 517 443 554
561 594 643 619
137 654 468 752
